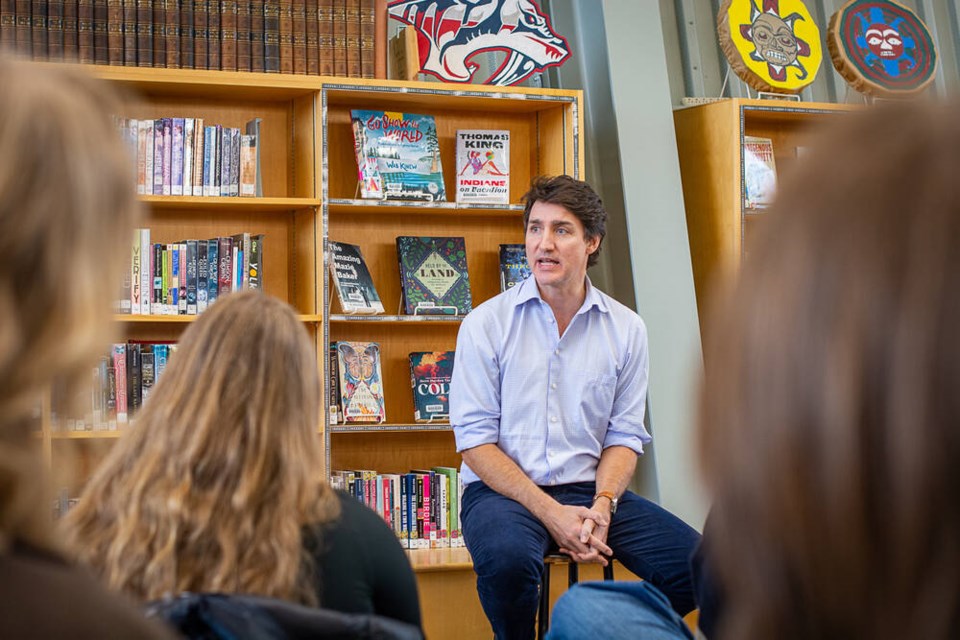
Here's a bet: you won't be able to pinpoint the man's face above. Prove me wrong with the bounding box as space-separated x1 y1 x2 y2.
525 200 599 293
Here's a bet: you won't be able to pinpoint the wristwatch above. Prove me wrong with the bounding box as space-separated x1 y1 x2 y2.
593 491 618 514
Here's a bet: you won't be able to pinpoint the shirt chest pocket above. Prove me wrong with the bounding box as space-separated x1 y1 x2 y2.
574 371 618 433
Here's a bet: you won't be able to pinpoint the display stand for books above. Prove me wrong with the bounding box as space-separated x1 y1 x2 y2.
757 92 800 102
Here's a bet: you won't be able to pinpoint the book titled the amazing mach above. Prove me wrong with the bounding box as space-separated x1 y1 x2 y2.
409 351 454 423
396 236 471 316
455 129 509 204
334 341 386 423
351 109 446 202
328 241 383 314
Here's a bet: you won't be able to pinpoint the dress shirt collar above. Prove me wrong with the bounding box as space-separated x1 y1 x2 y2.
512 275 610 315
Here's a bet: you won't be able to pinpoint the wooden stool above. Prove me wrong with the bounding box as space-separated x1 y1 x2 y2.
537 554 615 639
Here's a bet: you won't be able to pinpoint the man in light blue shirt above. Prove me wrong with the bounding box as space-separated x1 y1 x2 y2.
451 176 700 640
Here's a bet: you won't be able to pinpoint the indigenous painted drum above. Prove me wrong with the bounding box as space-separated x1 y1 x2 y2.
718 0 823 94
828 0 938 97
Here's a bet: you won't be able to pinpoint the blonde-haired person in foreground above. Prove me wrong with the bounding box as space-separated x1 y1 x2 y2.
0 58 174 638
65 291 423 631
547 101 960 639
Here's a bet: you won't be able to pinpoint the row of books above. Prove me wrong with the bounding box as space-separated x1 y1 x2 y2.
328 344 455 425
0 0 379 76
119 116 260 197
351 110 511 205
329 240 531 316
330 466 465 549
51 342 177 431
117 229 264 316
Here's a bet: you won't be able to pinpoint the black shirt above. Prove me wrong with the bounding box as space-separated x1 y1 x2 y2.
306 490 422 630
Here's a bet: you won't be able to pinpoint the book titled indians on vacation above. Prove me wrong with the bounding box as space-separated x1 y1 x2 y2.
334 341 386 423
455 129 510 204
351 110 446 202
409 351 455 423
396 236 472 316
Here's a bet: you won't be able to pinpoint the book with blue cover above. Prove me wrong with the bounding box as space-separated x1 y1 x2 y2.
409 351 455 422
498 243 531 292
351 109 446 202
395 236 472 315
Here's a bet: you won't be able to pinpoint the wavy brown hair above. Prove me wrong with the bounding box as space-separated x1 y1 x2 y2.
0 58 139 552
64 292 339 604
699 102 960 639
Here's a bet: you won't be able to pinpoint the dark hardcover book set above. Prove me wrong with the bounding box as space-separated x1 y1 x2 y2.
0 0 380 77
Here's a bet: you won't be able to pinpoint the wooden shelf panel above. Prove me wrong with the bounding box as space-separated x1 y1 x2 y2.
51 431 125 440
330 423 451 433
143 196 320 211
328 314 463 324
327 199 523 217
115 314 322 323
88 64 321 101
330 430 460 473
407 547 474 572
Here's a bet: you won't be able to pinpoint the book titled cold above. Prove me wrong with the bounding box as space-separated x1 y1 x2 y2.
334 341 386 423
455 130 510 204
328 241 384 314
409 351 455 422
499 243 531 291
396 236 472 316
351 110 446 202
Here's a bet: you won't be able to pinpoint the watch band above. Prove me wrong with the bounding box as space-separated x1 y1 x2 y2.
593 491 617 513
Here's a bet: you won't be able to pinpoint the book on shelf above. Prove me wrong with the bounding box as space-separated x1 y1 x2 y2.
455 129 510 205
328 240 383 314
333 340 386 423
396 236 472 316
743 135 777 211
350 109 445 202
498 243 530 292
408 350 454 423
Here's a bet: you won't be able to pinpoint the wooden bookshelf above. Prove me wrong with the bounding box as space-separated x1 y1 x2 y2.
673 98 855 331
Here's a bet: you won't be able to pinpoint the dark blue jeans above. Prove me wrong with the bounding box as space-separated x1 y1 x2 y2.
461 481 700 640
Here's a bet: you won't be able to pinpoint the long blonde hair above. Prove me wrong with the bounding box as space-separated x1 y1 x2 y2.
0 58 139 551
64 291 339 604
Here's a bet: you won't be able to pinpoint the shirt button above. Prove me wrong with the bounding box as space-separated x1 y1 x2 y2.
551 382 557 390
550 416 558 423
554 349 560 355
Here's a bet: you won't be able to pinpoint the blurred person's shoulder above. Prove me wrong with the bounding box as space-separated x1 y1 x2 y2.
0 541 177 639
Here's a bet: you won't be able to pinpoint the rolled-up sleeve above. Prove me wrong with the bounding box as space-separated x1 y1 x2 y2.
602 318 651 454
450 313 502 452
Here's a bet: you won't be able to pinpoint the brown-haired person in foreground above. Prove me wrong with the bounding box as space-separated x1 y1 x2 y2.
548 101 960 639
64 291 423 632
0 58 175 638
